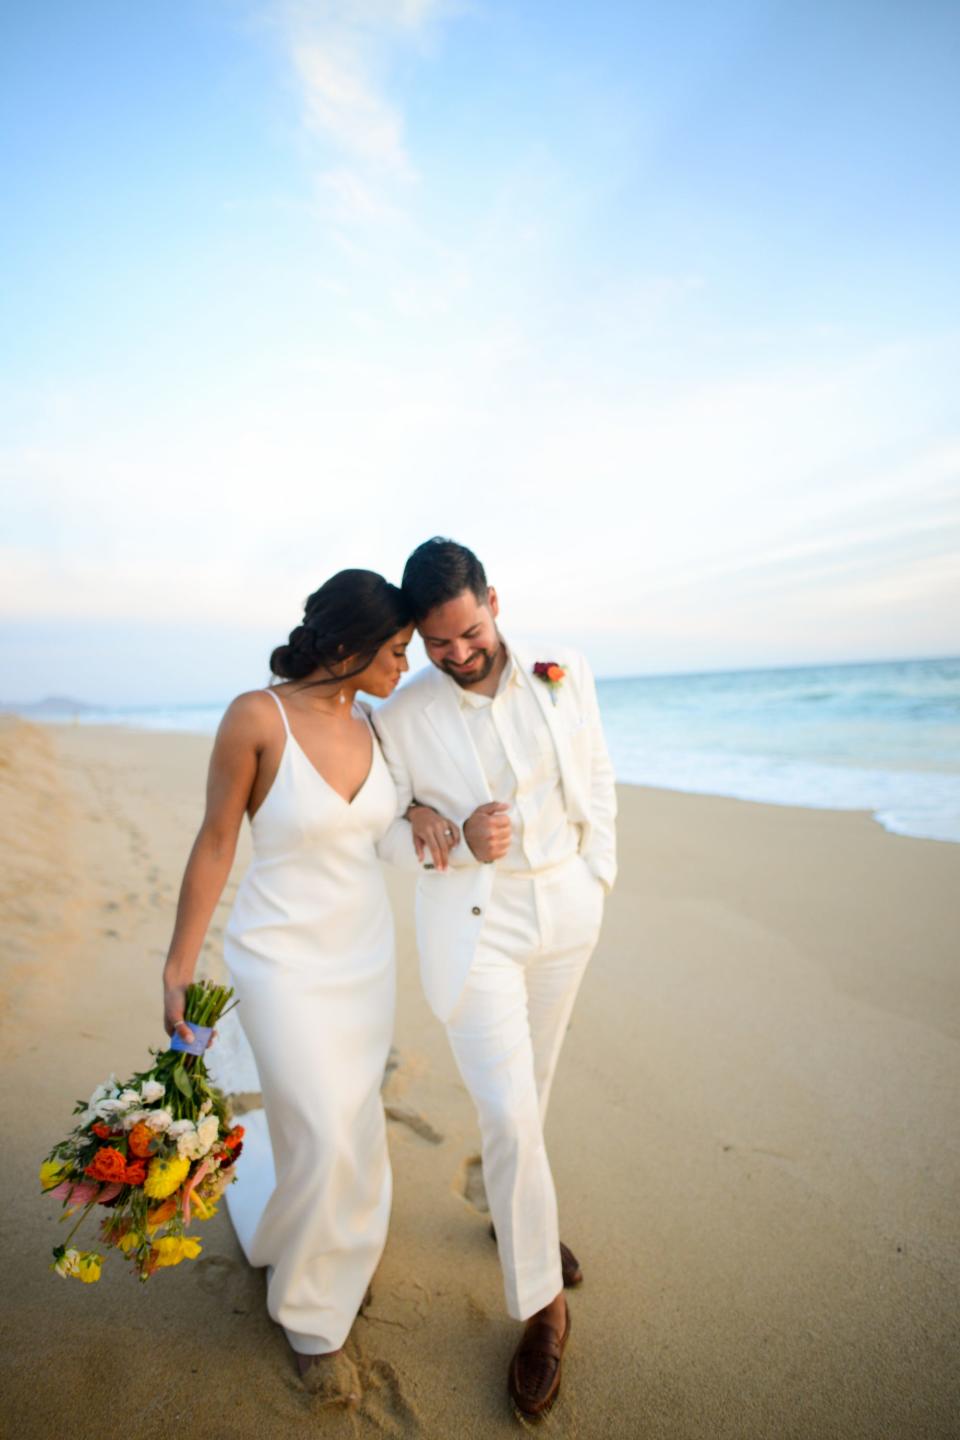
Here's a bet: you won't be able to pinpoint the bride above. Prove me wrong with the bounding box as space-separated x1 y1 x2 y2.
161 569 458 1400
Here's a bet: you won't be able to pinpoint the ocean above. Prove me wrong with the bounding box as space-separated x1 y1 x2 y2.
598 656 960 844
31 656 960 844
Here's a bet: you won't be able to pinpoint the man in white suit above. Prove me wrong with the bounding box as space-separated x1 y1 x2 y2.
375 537 617 1418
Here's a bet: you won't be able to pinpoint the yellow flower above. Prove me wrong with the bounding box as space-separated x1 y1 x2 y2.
77 1252 103 1284
143 1155 190 1200
40 1160 68 1191
151 1236 202 1268
190 1191 218 1221
116 1232 140 1254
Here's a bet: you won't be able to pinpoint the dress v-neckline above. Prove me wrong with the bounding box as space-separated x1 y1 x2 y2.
286 724 376 808
275 694 376 808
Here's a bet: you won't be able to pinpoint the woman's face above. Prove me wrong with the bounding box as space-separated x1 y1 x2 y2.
353 624 414 698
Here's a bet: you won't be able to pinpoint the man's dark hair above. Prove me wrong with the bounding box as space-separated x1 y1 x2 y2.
401 537 488 621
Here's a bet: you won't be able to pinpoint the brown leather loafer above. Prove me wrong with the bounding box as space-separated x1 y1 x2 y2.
488 1224 583 1288
508 1300 571 1419
559 1240 583 1288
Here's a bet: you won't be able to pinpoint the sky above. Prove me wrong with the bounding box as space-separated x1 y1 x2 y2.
2 0 959 704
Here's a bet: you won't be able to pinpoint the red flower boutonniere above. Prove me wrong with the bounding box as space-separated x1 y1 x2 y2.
532 661 566 705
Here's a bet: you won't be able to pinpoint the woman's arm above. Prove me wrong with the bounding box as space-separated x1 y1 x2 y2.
161 695 263 1041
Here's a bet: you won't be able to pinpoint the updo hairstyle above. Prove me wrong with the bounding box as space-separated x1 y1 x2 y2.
270 570 410 685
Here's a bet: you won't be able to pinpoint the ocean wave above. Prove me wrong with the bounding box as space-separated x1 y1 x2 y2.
608 745 960 844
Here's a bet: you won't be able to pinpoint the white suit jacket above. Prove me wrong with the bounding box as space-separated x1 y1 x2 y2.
373 644 617 1021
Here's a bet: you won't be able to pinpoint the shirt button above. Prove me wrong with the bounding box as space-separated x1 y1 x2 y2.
471 906 482 916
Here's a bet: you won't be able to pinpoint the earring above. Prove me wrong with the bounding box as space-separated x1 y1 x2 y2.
339 690 346 705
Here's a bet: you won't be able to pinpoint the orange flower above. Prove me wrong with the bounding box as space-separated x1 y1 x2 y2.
546 664 565 683
127 1122 157 1159
123 1159 148 1186
91 1122 113 1140
84 1147 129 1184
146 1196 179 1230
224 1126 245 1150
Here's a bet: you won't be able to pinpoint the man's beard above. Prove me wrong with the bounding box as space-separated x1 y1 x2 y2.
440 639 502 688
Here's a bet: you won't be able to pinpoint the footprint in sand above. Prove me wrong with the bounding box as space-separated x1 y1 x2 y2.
195 1254 256 1314
384 1104 443 1146
454 1154 489 1214
381 1048 443 1144
465 1293 491 1331
360 1278 430 1335
348 1338 421 1439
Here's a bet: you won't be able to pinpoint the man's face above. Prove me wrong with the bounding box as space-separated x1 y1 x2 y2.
418 587 502 687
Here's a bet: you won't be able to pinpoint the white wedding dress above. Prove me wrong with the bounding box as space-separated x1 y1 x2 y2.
221 689 397 1354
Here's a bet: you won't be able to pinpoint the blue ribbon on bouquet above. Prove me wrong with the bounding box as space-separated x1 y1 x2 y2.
169 1023 214 1057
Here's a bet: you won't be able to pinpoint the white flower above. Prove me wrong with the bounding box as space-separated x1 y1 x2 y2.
197 1115 219 1154
177 1130 206 1161
87 1077 118 1108
95 1098 125 1119
117 1089 141 1109
52 1248 81 1278
121 1109 150 1131
199 1099 213 1118
173 1115 218 1161
144 1108 172 1133
166 1119 195 1139
140 1080 165 1104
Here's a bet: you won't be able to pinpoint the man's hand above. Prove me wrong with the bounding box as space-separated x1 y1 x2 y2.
409 805 461 871
463 801 511 863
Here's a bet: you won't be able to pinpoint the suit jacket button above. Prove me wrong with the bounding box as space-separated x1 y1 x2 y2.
471 905 482 916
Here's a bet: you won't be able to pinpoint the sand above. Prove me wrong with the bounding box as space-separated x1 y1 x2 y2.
1 716 958 1439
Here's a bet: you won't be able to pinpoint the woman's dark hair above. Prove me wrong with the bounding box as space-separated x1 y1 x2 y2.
401 537 488 622
270 570 410 684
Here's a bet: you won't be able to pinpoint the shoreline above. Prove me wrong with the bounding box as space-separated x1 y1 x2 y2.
5 712 960 845
2 718 959 1438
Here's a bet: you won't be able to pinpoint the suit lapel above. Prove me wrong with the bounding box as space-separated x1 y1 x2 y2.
512 647 589 822
423 675 492 804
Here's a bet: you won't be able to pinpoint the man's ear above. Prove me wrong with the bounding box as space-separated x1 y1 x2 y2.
487 585 499 619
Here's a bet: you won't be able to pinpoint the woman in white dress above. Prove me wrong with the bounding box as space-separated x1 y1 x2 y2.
161 570 459 1400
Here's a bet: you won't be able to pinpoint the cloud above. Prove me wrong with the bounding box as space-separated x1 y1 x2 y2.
293 42 413 178
270 0 454 224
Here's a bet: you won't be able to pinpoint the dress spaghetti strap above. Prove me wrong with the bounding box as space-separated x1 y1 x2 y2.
263 687 292 736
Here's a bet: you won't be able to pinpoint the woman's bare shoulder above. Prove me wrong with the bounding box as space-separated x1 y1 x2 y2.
216 689 283 744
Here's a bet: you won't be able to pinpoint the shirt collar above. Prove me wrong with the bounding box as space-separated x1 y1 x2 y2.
448 641 520 707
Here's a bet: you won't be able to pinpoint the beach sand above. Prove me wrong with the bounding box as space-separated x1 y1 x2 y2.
2 717 958 1439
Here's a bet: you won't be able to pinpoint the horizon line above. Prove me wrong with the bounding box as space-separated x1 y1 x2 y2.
3 651 958 712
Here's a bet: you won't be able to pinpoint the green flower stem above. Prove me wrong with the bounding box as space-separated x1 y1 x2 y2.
60 1199 98 1250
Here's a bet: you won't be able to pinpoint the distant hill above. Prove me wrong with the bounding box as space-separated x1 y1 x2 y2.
0 696 99 716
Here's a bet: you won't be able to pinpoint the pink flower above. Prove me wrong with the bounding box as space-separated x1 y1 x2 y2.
48 1179 123 1209
181 1158 213 1224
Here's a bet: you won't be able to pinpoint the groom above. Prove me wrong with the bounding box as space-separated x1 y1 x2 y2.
375 537 617 1418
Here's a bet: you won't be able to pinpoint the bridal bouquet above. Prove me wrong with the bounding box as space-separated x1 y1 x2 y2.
40 980 244 1283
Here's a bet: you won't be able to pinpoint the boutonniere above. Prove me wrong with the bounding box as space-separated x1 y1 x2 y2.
532 661 566 705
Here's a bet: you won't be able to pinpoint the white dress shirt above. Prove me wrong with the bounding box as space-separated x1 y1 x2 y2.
450 646 580 875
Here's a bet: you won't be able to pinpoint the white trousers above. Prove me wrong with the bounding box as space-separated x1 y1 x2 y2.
445 854 604 1321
